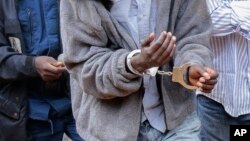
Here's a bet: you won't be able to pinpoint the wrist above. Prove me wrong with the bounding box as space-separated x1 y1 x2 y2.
126 50 144 75
130 55 147 73
30 56 39 77
184 66 191 85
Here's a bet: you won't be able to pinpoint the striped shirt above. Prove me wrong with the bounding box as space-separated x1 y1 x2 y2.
199 0 250 117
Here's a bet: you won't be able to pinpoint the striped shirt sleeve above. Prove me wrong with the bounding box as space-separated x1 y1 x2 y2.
206 0 250 39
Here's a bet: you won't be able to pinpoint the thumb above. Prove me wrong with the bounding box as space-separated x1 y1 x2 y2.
141 33 155 48
55 61 65 67
48 57 60 66
189 65 211 80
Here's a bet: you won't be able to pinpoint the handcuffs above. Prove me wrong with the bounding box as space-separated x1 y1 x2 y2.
148 64 197 90
127 50 197 90
171 64 197 89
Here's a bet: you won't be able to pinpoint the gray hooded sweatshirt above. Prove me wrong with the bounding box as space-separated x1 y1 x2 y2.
60 0 212 140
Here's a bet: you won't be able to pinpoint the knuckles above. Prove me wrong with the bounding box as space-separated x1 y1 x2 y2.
155 41 162 47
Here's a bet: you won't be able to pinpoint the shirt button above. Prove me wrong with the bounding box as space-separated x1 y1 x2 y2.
138 15 144 21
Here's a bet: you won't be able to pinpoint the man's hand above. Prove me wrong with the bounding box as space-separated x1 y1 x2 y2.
35 56 66 82
188 65 218 93
131 31 176 73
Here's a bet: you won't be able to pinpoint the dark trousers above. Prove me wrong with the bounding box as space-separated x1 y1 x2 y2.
28 113 84 141
197 95 250 141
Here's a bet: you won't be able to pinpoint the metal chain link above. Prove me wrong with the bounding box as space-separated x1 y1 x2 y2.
157 70 173 76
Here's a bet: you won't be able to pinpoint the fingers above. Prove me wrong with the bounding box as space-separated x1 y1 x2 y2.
197 77 217 87
47 57 59 66
199 78 217 85
40 65 65 82
188 65 218 93
200 67 219 80
55 61 65 67
204 67 219 79
197 67 218 86
152 32 175 60
162 32 172 48
196 67 218 93
160 36 176 63
136 31 176 71
189 66 206 80
199 79 217 93
152 32 171 57
141 32 155 47
199 88 213 93
35 56 66 82
201 72 211 80
190 66 211 80
42 57 66 74
46 64 66 74
150 31 167 52
148 32 176 66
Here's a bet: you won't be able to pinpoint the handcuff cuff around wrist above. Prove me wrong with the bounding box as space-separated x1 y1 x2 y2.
126 49 197 90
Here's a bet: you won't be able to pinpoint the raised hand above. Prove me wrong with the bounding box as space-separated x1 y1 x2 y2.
131 31 176 73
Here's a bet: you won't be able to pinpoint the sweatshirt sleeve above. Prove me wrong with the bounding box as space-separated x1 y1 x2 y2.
60 0 142 99
173 0 213 67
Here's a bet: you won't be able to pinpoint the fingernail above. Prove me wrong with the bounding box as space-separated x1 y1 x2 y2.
197 82 203 87
172 36 176 41
204 73 211 79
150 32 154 36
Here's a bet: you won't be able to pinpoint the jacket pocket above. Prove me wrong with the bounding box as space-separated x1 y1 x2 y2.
0 84 22 120
0 95 20 120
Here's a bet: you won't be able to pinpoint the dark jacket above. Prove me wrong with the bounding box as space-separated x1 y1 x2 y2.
0 0 67 141
0 0 36 140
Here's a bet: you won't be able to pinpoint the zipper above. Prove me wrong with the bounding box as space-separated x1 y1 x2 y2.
40 0 51 56
26 8 33 47
57 0 62 55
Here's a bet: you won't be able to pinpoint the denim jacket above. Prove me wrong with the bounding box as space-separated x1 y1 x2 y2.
0 0 69 141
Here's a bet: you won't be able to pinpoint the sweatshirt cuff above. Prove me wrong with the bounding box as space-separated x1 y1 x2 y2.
26 56 39 77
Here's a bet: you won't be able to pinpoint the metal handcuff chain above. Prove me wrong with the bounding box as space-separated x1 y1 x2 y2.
150 64 197 90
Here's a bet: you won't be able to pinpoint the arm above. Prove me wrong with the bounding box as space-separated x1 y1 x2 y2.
174 0 218 93
174 0 213 67
207 0 250 38
0 9 38 83
60 0 142 99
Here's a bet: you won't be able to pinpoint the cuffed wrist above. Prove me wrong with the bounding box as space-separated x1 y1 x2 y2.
183 66 191 85
126 50 143 76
